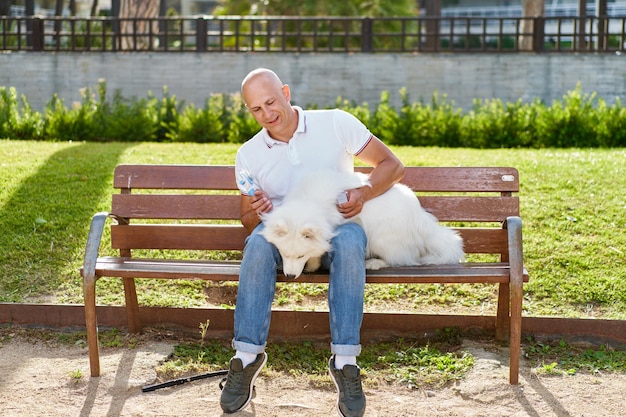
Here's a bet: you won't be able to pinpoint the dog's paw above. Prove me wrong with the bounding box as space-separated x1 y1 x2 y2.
304 257 322 272
365 258 388 270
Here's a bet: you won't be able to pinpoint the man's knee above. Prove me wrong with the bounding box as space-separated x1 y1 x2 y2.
332 223 367 253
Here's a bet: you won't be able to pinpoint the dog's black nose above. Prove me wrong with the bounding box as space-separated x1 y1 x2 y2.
284 273 297 279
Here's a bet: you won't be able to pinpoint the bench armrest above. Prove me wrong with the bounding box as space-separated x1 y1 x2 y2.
504 216 524 286
82 212 112 286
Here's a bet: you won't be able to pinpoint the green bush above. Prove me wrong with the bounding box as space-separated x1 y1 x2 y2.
1 82 625 147
174 95 225 143
0 87 44 140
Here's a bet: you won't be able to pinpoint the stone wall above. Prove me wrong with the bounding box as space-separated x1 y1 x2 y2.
2 52 624 111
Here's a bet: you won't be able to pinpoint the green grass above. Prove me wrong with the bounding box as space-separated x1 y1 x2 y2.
1 140 625 319
160 336 475 389
525 337 626 376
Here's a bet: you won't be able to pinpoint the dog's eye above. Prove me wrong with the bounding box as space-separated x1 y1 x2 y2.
297 255 306 259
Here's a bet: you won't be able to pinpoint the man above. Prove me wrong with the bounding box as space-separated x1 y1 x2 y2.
220 68 404 417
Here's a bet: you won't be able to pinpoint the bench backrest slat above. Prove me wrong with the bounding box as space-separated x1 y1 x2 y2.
419 196 519 222
110 225 507 254
112 194 241 220
111 224 248 251
113 165 519 193
111 194 517 222
357 166 519 193
114 165 237 190
109 165 520 256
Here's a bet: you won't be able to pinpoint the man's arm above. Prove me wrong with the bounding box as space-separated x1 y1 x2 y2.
338 135 405 218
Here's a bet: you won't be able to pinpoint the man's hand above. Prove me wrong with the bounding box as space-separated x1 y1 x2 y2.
249 190 273 216
337 186 370 219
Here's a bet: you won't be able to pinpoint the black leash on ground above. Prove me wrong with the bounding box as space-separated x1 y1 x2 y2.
142 369 229 393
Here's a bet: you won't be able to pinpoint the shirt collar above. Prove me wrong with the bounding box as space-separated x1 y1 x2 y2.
262 106 306 148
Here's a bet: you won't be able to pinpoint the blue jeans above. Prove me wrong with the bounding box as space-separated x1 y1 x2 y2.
233 222 367 357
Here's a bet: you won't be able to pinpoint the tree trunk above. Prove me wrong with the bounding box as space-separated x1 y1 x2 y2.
90 0 99 17
0 0 12 16
119 0 159 50
520 0 545 51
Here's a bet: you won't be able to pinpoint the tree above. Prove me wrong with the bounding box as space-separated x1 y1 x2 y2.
118 0 160 50
214 0 418 51
215 0 417 17
0 0 11 16
520 0 545 51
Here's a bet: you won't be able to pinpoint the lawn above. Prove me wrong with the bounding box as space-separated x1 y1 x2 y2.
0 140 624 319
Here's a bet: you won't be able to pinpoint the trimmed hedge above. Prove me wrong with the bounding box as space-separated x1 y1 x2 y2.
1 81 624 147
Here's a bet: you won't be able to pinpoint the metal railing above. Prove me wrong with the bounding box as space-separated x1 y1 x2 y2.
1 15 625 53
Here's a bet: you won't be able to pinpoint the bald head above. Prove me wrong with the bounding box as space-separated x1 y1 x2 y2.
241 68 284 103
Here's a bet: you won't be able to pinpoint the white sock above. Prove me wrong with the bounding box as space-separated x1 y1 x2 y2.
333 355 357 370
234 351 258 368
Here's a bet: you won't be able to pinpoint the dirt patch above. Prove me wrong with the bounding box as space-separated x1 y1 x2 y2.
1 331 625 417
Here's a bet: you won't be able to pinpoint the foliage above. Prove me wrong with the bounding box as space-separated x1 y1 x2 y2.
214 0 417 17
213 0 418 50
159 336 473 389
1 83 624 147
0 87 44 140
525 337 626 375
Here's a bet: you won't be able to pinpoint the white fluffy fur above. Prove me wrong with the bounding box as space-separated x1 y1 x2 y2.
260 170 464 278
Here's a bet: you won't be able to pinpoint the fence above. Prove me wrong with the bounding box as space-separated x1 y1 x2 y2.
1 15 625 53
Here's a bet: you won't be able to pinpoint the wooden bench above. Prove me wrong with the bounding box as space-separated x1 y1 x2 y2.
81 164 528 383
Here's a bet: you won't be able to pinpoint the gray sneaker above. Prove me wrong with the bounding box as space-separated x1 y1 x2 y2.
219 352 267 413
328 356 366 417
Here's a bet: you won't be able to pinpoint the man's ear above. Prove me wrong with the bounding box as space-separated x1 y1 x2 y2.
282 84 291 101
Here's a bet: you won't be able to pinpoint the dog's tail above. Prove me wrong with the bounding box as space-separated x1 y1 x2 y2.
419 215 465 265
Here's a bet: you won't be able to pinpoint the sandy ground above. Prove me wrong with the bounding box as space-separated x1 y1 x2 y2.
1 332 625 417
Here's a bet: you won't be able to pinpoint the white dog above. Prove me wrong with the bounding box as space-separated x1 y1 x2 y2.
260 170 464 278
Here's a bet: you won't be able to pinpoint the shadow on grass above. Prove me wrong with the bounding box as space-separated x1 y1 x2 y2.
0 142 136 302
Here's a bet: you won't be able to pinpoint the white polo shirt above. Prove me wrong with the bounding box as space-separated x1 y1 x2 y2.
235 106 372 206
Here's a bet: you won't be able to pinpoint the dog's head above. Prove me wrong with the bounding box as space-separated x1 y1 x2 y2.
261 208 336 279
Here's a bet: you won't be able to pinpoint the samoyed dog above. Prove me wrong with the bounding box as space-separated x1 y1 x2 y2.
260 170 464 279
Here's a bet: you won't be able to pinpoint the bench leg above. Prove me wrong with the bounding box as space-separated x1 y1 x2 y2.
506 216 524 385
509 281 523 385
123 277 142 333
84 277 101 377
495 282 510 342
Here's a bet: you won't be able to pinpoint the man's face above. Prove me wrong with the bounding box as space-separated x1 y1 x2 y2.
243 76 295 141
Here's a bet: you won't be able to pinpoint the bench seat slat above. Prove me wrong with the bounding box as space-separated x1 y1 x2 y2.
93 257 528 284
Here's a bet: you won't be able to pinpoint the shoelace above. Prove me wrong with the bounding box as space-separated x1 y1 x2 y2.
219 370 244 392
342 372 363 398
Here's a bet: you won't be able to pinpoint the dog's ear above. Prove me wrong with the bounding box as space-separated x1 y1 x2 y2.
300 227 316 240
268 219 289 237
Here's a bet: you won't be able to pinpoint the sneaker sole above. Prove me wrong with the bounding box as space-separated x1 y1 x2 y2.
328 358 345 417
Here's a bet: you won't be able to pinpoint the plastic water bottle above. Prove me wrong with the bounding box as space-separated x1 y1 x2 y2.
238 170 257 196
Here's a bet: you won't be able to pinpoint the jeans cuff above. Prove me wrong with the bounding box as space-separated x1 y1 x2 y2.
232 339 266 355
330 343 362 356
